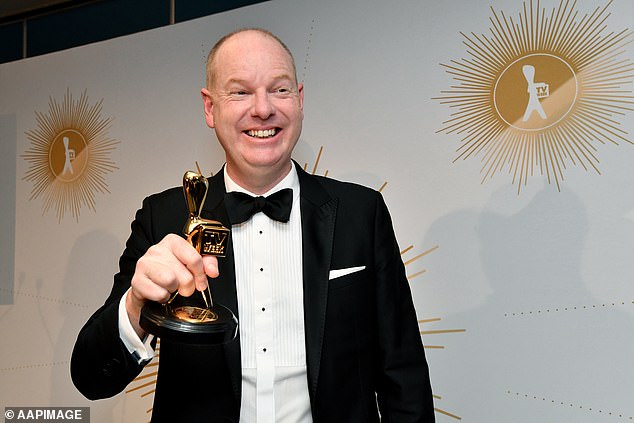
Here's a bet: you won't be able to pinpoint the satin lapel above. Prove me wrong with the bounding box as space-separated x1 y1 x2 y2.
201 171 242 404
297 166 338 399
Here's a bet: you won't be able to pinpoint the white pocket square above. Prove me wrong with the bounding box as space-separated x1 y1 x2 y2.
329 266 366 280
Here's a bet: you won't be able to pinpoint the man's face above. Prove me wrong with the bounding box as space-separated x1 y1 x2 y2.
202 31 304 188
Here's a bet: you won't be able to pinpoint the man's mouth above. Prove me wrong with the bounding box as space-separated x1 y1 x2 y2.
245 128 279 139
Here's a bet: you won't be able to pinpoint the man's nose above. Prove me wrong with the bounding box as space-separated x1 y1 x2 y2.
252 91 274 119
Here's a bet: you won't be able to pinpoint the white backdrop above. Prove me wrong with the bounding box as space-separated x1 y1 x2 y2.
1 0 633 421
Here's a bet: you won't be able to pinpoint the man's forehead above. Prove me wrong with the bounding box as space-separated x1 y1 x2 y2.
213 35 296 82
217 30 290 59
206 29 298 89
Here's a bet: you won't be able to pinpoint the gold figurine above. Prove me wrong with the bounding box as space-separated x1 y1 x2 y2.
139 167 237 344
182 171 230 257
168 170 230 323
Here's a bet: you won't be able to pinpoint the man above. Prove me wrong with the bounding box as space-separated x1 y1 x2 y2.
71 28 435 422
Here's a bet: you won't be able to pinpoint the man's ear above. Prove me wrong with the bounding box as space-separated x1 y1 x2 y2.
201 88 215 128
298 83 304 111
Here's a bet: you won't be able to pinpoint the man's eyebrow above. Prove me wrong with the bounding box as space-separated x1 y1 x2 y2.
222 74 296 89
271 74 296 84
225 78 249 86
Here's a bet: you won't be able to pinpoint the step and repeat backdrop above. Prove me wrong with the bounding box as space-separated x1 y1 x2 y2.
1 0 633 421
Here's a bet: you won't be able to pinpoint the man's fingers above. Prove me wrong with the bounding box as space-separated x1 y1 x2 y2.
142 260 195 296
131 273 172 304
147 235 199 292
130 234 217 310
164 235 210 293
202 255 219 279
163 235 219 289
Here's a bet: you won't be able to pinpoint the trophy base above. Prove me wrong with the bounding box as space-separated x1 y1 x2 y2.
140 302 238 345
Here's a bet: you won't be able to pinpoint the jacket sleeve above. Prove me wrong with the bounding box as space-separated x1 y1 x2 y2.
373 193 436 422
70 194 167 400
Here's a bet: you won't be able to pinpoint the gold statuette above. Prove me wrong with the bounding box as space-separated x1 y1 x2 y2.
139 169 238 344
183 171 230 257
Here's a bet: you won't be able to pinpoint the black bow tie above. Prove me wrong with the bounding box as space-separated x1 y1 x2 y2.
224 188 293 225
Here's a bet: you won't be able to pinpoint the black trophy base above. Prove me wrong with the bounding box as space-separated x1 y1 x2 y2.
140 302 238 345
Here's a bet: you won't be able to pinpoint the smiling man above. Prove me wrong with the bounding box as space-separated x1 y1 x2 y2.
201 30 304 194
71 29 435 422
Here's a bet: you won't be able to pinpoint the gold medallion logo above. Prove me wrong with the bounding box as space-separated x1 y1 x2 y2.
494 54 577 132
435 0 633 192
23 89 119 221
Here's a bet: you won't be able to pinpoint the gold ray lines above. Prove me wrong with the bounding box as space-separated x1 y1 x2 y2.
303 145 329 176
435 0 634 193
434 393 463 420
23 88 119 221
419 317 466 350
302 146 389 190
406 245 465 349
401 244 438 280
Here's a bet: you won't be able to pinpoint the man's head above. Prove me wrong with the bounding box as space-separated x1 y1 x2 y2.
201 29 304 193
205 28 298 90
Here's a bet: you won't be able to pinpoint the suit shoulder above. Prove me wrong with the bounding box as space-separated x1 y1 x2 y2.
132 185 187 232
310 174 379 200
142 186 183 206
147 185 182 200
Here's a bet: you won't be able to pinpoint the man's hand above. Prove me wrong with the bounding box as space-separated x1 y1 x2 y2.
125 234 219 337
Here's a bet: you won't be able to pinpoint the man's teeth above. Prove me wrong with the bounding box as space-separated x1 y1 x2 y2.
246 129 276 138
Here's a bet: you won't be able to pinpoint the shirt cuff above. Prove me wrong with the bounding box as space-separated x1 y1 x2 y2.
118 288 155 364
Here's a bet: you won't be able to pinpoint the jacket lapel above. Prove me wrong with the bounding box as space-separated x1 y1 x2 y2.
296 165 338 399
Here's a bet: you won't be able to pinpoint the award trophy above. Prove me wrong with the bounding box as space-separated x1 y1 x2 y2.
139 170 238 344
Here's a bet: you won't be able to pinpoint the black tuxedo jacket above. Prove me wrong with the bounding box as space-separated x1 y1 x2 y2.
71 165 435 422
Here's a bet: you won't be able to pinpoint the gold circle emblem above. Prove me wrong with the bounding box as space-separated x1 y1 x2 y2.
494 54 577 132
49 129 89 182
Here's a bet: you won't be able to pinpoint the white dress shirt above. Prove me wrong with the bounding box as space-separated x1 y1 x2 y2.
119 162 312 422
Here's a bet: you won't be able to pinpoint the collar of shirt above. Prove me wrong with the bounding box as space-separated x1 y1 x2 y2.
223 161 300 200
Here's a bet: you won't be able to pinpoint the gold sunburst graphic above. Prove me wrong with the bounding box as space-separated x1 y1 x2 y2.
435 0 634 192
23 89 119 221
